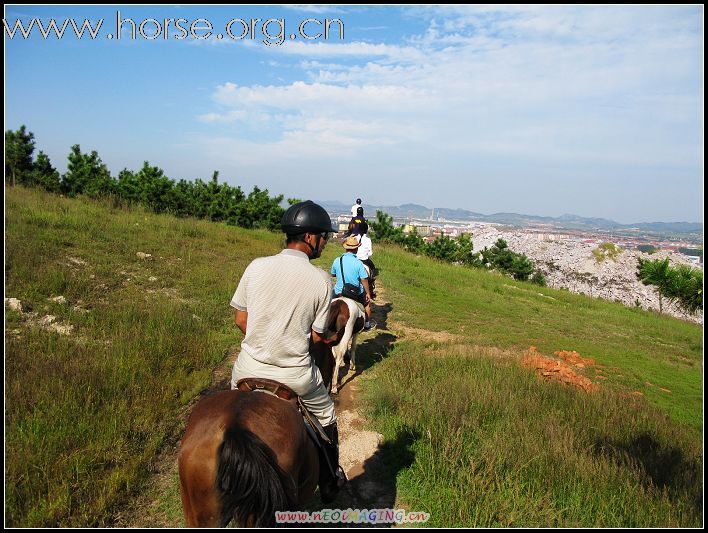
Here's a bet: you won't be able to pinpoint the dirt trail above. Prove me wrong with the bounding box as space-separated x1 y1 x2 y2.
317 288 400 515
115 284 399 527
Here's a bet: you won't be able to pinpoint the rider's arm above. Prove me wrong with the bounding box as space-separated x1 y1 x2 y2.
312 275 335 344
235 309 248 335
312 329 335 345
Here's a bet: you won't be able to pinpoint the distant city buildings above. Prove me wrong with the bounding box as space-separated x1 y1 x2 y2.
329 209 702 265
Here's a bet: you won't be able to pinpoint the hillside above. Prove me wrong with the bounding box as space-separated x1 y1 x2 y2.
471 226 703 324
317 200 703 236
5 186 703 527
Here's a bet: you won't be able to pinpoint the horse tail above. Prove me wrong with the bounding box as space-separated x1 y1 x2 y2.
216 425 294 527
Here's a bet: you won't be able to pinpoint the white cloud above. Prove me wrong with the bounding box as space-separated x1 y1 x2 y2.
272 40 426 63
194 6 702 218
281 5 349 15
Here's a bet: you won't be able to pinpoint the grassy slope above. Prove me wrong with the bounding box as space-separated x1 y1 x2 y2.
5 186 703 527
5 186 282 526
364 346 702 527
353 247 703 527
371 247 702 430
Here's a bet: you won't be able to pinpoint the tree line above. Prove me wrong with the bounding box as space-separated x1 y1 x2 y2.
5 125 286 230
369 211 546 285
371 210 704 316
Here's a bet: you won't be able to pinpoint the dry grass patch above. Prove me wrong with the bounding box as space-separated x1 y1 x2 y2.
389 320 465 343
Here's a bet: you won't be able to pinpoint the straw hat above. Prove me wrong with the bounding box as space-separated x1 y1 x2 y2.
342 235 361 249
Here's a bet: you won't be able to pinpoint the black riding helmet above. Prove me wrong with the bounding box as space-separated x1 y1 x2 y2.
281 200 337 235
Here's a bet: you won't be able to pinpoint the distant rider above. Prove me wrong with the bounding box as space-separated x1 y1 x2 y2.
356 225 377 299
346 206 367 237
350 198 363 217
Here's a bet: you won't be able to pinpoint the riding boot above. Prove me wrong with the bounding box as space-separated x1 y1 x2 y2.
318 422 347 504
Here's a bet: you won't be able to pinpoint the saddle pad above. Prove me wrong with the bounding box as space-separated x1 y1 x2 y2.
353 300 366 315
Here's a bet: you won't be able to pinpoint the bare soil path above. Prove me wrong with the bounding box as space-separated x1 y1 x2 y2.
114 284 402 527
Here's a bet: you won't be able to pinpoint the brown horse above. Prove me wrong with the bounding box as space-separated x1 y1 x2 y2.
178 300 346 527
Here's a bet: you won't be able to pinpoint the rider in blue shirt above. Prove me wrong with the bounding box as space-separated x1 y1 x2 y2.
331 235 375 330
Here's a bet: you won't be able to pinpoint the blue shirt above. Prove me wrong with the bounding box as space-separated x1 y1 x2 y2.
331 252 368 295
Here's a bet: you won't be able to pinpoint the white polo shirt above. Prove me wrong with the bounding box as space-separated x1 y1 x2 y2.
357 234 373 261
231 249 333 368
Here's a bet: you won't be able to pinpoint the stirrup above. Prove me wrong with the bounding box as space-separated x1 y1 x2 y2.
320 465 347 503
335 465 348 487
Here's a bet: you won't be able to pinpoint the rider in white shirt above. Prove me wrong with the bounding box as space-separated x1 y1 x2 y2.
356 227 377 300
357 233 373 263
350 198 362 217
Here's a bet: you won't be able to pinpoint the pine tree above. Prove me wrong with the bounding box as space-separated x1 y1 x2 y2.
636 258 672 314
5 125 35 186
32 151 61 192
62 145 114 197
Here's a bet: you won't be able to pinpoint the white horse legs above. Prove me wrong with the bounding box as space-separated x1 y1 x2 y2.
349 333 360 373
331 331 360 395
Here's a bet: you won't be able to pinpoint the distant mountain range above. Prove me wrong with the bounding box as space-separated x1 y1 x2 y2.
318 200 703 235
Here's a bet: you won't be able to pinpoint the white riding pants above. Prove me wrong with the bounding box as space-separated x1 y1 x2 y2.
231 349 336 426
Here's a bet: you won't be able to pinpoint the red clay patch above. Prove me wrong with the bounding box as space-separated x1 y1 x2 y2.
554 350 596 368
521 346 597 393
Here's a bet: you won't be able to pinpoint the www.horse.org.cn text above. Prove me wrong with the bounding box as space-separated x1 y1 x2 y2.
3 11 345 46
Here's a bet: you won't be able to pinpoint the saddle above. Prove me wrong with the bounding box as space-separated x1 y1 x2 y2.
235 378 332 446
236 377 297 403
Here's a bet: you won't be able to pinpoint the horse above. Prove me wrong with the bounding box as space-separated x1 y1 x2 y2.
178 299 348 527
329 297 366 395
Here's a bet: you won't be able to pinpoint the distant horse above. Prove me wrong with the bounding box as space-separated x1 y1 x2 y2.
329 297 366 395
178 300 347 527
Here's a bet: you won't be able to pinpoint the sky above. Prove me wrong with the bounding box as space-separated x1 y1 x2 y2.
4 5 704 223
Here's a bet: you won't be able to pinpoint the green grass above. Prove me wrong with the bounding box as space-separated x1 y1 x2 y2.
350 245 702 527
369 245 702 431
364 343 702 527
5 186 703 527
5 186 282 526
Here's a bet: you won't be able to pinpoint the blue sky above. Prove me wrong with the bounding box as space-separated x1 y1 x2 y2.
4 5 703 223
